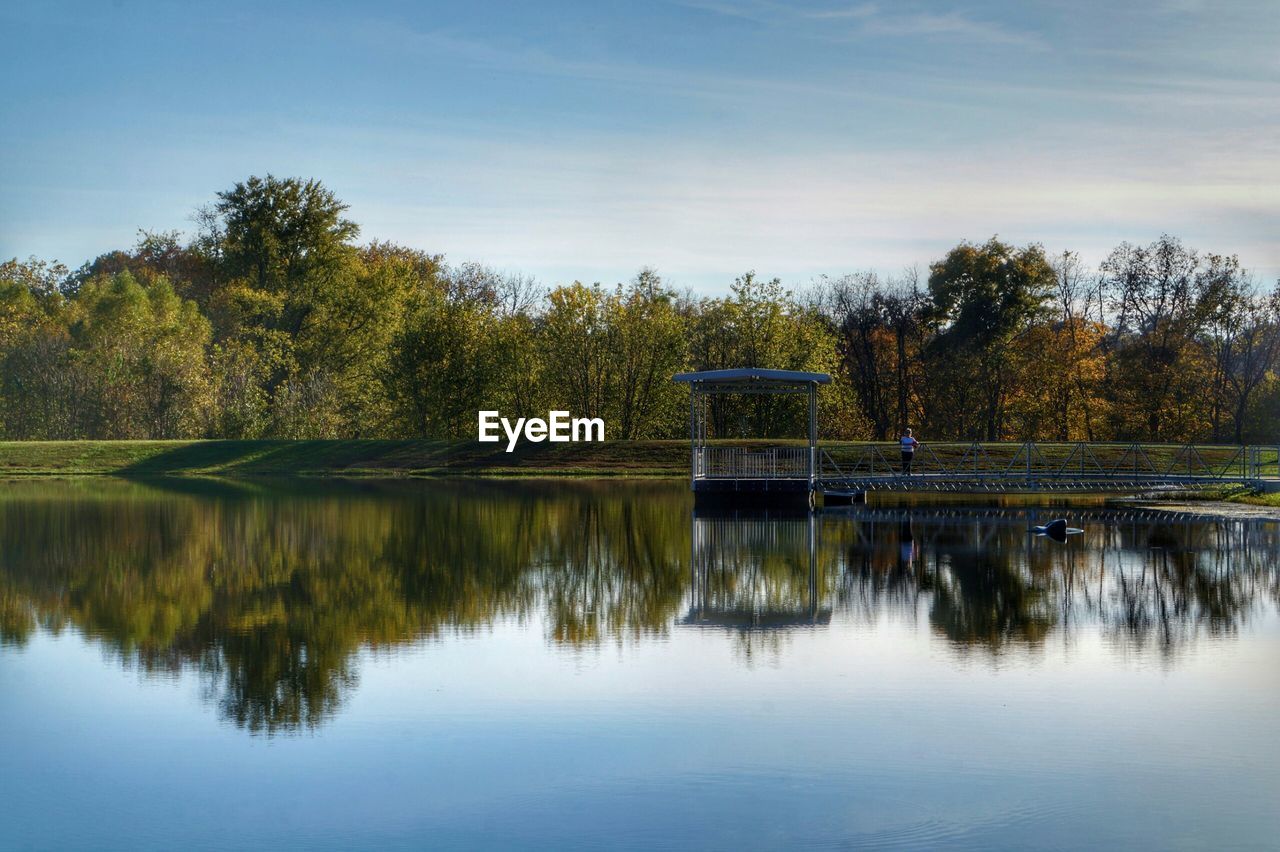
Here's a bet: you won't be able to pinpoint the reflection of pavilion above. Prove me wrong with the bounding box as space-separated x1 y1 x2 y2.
682 511 831 629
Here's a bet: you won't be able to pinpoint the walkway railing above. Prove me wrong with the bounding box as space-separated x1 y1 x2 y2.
818 441 1280 489
691 441 1280 489
695 446 811 479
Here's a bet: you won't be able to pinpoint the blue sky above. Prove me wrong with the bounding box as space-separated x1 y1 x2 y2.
2 0 1277 291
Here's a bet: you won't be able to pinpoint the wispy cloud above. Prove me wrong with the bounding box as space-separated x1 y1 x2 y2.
682 1 1047 49
854 10 1046 48
804 3 879 21
3 0 1277 288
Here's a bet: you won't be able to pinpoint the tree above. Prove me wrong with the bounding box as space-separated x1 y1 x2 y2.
926 238 1054 440
540 282 612 424
1203 278 1280 443
0 261 73 438
384 267 507 438
201 178 452 437
990 251 1114 441
607 269 688 440
825 270 927 439
69 272 212 438
687 272 842 439
1101 236 1218 440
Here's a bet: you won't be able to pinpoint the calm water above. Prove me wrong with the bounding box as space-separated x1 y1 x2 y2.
1 479 1277 850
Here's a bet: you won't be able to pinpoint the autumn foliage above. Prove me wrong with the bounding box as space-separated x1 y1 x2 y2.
2 176 1277 443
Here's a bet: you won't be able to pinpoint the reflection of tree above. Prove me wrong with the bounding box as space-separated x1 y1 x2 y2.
0 479 690 734
1 485 1276 733
0 587 35 647
539 500 688 646
928 551 1055 650
826 516 1055 651
825 510 1278 657
1092 523 1271 657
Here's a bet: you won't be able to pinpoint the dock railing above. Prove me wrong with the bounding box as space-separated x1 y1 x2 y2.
695 446 812 480
817 441 1280 486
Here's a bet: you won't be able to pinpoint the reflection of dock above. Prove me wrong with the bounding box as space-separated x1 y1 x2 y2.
681 609 832 628
821 505 1275 525
683 512 831 630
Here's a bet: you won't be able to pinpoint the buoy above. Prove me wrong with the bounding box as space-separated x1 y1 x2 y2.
1032 518 1084 542
1034 518 1068 538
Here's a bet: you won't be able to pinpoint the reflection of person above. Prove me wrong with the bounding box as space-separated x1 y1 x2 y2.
900 428 919 474
899 520 915 568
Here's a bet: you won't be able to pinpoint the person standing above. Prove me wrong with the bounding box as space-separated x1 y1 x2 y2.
900 428 919 474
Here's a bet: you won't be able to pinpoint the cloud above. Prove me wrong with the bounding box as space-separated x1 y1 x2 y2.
279 116 1277 289
854 10 1046 48
681 1 1046 49
805 3 879 21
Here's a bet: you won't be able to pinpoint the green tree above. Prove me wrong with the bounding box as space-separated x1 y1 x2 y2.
1101 236 1218 440
541 282 613 423
606 269 688 439
926 238 1054 440
208 175 372 435
0 260 74 438
384 265 507 438
690 272 841 438
69 272 212 438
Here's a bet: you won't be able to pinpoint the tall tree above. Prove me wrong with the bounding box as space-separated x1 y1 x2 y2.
541 282 612 424
926 238 1053 440
383 259 513 438
1101 236 1217 440
69 271 212 438
207 176 380 436
607 269 688 440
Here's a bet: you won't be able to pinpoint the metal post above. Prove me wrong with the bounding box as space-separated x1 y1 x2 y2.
808 383 817 487
689 384 696 489
808 510 817 618
690 513 701 617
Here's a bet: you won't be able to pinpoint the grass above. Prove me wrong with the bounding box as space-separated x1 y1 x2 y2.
1 438 1276 486
0 439 702 477
1218 485 1280 507
1163 483 1280 507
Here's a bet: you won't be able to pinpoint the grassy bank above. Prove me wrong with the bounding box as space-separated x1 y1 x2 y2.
3 439 1278 488
1215 485 1280 507
0 439 708 477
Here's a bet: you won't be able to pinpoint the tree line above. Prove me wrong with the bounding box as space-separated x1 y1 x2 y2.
3 174 1277 443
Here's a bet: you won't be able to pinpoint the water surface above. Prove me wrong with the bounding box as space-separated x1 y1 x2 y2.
1 479 1277 850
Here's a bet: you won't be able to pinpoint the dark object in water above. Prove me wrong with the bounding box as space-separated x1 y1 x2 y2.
1032 518 1084 542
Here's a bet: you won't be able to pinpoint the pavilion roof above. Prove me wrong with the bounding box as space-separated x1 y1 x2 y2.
672 368 831 391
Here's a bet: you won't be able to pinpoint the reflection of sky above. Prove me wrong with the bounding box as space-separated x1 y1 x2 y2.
3 601 1278 849
2 483 1279 848
3 1 1278 289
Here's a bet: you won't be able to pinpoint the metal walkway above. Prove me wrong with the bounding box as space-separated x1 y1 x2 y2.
818 441 1279 494
693 441 1280 496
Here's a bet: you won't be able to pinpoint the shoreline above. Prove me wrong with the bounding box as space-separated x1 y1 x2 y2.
0 441 1274 513
0 438 697 478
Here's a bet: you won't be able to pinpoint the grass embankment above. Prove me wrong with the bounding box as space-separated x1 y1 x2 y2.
3 439 1278 493
0 439 711 477
1208 484 1280 507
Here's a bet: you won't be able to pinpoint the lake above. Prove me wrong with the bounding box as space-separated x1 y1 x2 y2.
0 479 1277 850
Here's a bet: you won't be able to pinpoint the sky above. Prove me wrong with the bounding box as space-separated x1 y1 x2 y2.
1 0 1277 292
